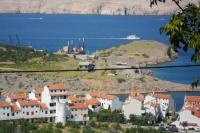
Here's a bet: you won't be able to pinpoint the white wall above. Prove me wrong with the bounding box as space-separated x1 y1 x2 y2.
122 99 143 119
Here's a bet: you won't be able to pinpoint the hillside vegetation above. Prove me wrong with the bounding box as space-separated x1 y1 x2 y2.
0 44 73 70
0 0 198 15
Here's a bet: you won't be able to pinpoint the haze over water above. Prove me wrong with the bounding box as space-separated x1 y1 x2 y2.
0 14 199 85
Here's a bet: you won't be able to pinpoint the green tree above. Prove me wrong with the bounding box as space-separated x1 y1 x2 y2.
151 0 200 87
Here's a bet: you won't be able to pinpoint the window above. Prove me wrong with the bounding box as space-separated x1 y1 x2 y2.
45 111 48 114
12 113 14 116
7 113 9 117
31 111 34 115
27 112 29 115
50 103 56 107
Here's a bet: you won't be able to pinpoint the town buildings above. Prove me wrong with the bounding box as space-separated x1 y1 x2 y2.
122 92 144 119
144 93 176 118
172 96 200 129
86 92 122 112
0 84 180 127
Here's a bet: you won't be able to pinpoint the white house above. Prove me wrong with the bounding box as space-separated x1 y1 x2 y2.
67 96 85 104
85 99 101 112
122 92 144 119
87 92 122 112
67 103 89 122
172 96 200 129
144 93 175 118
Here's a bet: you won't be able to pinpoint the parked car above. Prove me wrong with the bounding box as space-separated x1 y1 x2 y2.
194 126 200 132
165 125 178 132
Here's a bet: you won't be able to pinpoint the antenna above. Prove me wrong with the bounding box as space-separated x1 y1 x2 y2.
9 35 13 44
16 34 20 46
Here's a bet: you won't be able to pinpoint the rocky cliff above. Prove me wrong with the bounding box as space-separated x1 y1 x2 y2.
0 0 198 15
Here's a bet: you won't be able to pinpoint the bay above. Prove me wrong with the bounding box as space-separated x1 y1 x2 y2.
0 14 199 84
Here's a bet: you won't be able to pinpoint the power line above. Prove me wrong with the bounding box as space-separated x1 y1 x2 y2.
0 64 199 73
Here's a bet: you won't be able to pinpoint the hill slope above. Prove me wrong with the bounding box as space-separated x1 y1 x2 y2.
0 0 198 15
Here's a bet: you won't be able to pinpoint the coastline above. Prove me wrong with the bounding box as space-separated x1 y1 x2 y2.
0 0 197 16
0 40 198 96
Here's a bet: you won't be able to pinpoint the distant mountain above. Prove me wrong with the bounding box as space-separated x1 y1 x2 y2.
0 0 198 15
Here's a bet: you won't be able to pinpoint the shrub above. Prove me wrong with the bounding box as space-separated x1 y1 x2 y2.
97 110 125 123
83 126 95 133
117 78 126 83
65 121 80 129
56 122 63 129
142 53 149 58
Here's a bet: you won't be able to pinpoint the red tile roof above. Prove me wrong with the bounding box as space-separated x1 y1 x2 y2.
185 96 200 103
39 103 48 110
130 92 144 102
192 110 200 118
35 87 44 94
48 83 65 90
10 93 27 100
11 103 20 111
145 102 160 107
0 102 11 107
69 103 87 109
150 93 171 100
68 96 85 102
85 99 100 106
102 95 116 100
18 100 40 107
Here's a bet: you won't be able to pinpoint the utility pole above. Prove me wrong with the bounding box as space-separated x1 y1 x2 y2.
9 35 13 44
16 34 20 46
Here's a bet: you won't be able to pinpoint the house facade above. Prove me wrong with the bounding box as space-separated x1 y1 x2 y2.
172 96 200 129
86 92 122 112
122 92 144 119
144 93 175 118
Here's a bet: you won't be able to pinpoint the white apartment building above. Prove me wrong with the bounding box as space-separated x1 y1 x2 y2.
144 93 175 118
67 103 89 122
85 99 101 112
122 92 144 119
172 96 200 129
0 83 68 124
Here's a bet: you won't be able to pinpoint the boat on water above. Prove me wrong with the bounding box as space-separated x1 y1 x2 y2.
126 35 140 40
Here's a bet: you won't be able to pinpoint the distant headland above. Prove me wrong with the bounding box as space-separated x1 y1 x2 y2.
0 0 198 15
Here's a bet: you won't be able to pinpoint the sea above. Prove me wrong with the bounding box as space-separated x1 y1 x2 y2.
0 14 199 111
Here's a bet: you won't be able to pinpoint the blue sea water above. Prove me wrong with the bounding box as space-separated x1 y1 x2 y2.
0 14 199 85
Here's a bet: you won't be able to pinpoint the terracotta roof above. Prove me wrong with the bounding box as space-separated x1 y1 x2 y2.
187 123 198 126
185 96 200 103
48 83 65 90
69 103 87 109
192 110 200 118
39 103 48 110
145 102 160 107
102 95 116 100
90 92 103 98
10 93 27 100
85 99 100 106
0 102 11 107
35 87 44 94
68 96 85 102
150 93 171 100
11 103 20 111
18 100 40 106
130 92 144 101
50 93 68 97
